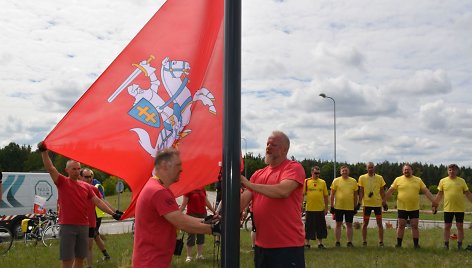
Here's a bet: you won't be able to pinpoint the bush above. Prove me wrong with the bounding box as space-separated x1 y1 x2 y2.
103 176 119 196
429 185 438 194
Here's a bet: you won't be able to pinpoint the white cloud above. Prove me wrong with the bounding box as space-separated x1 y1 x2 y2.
1 0 472 168
419 99 472 136
386 69 452 96
343 126 384 142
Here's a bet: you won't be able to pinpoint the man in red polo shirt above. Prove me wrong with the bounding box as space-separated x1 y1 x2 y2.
241 131 306 268
132 148 220 268
38 142 121 268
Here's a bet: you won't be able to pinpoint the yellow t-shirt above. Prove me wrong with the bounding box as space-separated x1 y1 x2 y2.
438 176 469 212
331 177 358 210
358 173 386 207
304 177 328 211
391 175 426 211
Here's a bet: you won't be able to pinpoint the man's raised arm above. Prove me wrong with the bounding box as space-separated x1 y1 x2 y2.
38 141 60 184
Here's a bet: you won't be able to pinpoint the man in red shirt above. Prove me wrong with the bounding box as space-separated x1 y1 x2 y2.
38 141 121 268
180 188 216 262
241 131 306 268
132 148 220 268
79 168 115 268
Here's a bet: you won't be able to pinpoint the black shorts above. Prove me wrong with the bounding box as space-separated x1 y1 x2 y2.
95 218 103 231
305 211 327 240
254 246 305 268
88 227 95 238
444 212 465 223
335 209 354 223
397 210 419 220
95 217 102 236
363 206 382 216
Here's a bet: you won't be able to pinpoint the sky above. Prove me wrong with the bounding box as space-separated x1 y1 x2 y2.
1 0 472 168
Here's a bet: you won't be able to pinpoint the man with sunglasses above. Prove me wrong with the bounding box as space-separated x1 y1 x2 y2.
303 166 328 249
79 168 114 267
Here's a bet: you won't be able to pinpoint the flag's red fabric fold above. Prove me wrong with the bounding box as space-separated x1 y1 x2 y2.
44 0 224 219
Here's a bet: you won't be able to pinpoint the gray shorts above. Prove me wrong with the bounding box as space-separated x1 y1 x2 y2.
59 224 88 260
187 213 206 246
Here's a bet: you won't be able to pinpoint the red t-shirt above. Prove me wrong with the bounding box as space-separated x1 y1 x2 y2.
133 178 180 268
87 186 102 228
250 159 306 248
55 174 96 225
185 189 207 215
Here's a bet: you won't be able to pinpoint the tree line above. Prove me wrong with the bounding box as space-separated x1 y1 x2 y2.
1 142 471 194
242 153 472 193
0 142 122 195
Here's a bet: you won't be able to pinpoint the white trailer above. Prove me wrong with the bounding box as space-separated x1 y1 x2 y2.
0 172 58 237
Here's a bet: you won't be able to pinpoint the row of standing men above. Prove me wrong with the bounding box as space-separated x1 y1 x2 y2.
304 162 472 250
239 131 472 268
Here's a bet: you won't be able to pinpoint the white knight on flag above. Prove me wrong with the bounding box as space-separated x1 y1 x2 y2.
108 55 217 157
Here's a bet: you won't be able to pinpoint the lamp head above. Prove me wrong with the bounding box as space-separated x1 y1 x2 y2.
319 93 327 98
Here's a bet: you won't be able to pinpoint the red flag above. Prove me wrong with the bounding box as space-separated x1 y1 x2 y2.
44 0 224 219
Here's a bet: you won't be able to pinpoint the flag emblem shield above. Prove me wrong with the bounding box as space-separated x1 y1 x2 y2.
128 98 161 128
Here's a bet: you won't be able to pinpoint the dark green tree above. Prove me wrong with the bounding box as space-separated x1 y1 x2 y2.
0 142 32 171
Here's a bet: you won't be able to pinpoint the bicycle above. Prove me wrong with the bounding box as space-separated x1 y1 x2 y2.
243 212 253 231
23 210 58 247
41 224 61 247
0 226 14 255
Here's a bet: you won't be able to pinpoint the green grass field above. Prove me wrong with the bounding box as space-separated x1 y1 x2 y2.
2 228 472 267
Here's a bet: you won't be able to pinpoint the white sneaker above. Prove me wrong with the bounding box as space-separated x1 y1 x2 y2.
196 255 205 260
185 256 192 263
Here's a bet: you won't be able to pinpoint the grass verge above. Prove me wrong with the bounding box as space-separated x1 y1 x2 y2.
2 228 472 267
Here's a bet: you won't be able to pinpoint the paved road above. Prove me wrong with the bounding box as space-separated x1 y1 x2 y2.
100 191 470 234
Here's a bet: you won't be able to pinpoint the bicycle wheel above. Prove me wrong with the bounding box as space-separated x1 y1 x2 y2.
42 225 60 247
244 216 251 232
24 230 38 247
0 227 13 255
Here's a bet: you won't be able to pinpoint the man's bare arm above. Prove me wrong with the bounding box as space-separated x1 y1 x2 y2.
241 175 299 199
164 211 212 234
384 187 395 202
39 145 60 184
240 190 252 213
92 195 115 215
180 196 189 212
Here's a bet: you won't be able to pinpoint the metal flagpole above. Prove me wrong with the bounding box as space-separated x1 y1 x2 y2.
222 0 241 267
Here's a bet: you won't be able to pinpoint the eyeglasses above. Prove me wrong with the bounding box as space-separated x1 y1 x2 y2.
84 175 92 178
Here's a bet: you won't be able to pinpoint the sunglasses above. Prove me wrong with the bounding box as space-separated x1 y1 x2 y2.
84 175 92 178
312 172 320 174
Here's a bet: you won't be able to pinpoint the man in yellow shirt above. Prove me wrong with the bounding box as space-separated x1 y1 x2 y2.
330 165 358 247
434 164 472 249
358 162 387 247
385 163 437 248
304 166 329 249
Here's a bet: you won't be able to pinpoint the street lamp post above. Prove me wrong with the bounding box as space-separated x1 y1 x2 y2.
241 137 248 178
319 93 336 180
